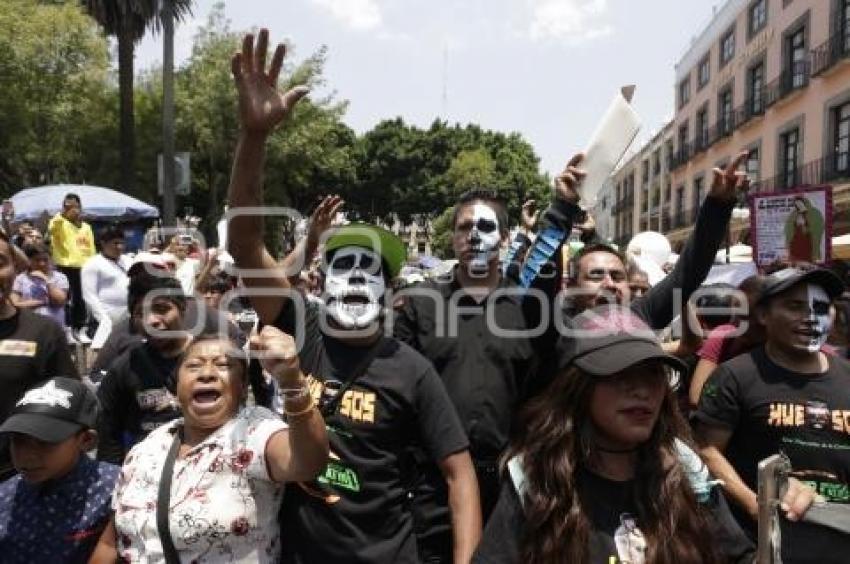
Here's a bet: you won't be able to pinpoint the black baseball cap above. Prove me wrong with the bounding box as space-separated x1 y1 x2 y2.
758 267 844 305
556 306 686 380
0 378 99 443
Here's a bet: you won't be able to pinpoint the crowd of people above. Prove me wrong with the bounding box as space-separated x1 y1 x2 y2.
0 28 849 563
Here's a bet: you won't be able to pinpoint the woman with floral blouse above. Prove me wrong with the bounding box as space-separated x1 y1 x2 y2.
89 327 329 563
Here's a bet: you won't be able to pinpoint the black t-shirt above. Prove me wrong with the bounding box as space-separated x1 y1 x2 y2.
0 309 77 478
96 342 181 464
394 275 534 460
91 297 243 374
276 301 469 564
694 346 850 563
473 467 754 564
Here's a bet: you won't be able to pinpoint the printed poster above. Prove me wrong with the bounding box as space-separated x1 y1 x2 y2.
750 186 832 267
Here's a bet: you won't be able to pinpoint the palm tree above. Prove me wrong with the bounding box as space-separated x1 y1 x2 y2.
80 0 193 195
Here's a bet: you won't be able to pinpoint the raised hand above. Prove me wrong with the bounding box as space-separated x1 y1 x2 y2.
554 153 586 204
249 325 302 387
576 211 596 237
231 29 309 136
520 200 539 232
709 151 751 202
307 195 345 244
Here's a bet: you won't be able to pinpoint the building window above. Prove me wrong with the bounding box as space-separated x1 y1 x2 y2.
781 128 801 189
675 185 685 226
749 0 767 37
679 76 691 108
842 0 850 53
696 106 709 148
698 56 711 89
678 121 689 156
720 28 735 66
786 26 807 89
642 160 649 183
719 88 733 135
748 61 765 115
834 101 850 175
694 177 705 206
746 147 760 183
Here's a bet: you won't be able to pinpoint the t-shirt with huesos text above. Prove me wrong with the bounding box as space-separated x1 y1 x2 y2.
694 345 850 563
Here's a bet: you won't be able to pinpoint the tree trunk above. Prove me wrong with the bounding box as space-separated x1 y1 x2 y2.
117 27 136 196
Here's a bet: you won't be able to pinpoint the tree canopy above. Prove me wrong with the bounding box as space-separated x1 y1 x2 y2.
0 0 552 256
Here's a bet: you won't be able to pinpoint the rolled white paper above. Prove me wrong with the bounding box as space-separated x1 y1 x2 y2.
579 85 642 207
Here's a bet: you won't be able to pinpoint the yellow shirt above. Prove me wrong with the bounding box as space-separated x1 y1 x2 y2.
48 213 95 268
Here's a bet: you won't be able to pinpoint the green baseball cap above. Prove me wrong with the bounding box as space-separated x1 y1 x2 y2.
324 223 407 278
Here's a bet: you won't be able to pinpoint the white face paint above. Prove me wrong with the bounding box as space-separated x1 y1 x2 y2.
324 247 386 329
803 284 832 352
467 203 501 275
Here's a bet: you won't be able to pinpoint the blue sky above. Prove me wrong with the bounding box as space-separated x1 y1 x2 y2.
135 0 723 177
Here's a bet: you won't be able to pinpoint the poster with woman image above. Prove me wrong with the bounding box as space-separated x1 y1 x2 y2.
750 186 832 267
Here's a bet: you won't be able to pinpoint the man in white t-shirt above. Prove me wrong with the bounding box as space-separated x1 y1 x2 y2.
167 234 200 296
81 226 131 350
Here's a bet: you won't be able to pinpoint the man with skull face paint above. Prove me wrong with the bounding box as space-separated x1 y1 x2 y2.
394 188 530 561
695 266 850 563
225 30 481 564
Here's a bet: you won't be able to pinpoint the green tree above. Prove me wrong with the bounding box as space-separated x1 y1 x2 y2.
0 0 114 193
132 5 357 252
443 148 497 197
80 0 193 196
429 207 455 259
355 117 550 224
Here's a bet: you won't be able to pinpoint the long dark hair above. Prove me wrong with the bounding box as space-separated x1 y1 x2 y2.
506 366 721 564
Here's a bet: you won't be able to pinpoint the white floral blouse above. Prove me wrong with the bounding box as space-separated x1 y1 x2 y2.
113 406 288 563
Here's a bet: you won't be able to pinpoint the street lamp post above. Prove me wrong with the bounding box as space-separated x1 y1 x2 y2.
162 0 176 227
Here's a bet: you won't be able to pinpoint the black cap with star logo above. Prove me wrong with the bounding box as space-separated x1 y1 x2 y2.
0 377 99 443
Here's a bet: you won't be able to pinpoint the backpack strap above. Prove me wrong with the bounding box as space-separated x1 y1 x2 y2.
507 456 528 507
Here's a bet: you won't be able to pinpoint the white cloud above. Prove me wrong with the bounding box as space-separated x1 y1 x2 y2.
310 0 383 31
528 0 613 43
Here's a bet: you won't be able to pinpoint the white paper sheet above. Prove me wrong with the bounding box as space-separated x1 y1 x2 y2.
579 85 642 206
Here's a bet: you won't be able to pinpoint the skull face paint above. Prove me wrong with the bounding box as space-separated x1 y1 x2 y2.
324 247 386 329
467 203 501 275
802 284 832 352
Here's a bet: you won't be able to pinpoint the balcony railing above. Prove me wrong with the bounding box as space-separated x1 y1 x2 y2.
668 34 850 173
764 61 810 108
670 142 692 170
716 115 734 139
694 129 711 153
750 153 850 193
811 29 850 76
733 95 765 128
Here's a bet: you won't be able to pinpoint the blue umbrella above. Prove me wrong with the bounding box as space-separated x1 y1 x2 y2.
9 184 159 221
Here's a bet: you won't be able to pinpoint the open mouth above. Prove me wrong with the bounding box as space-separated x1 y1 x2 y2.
342 294 370 306
192 389 222 406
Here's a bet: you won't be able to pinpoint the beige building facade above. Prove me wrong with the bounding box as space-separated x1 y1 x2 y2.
612 0 850 250
609 123 675 247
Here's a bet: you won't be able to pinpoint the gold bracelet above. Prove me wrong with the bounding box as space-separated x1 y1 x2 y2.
284 396 315 421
